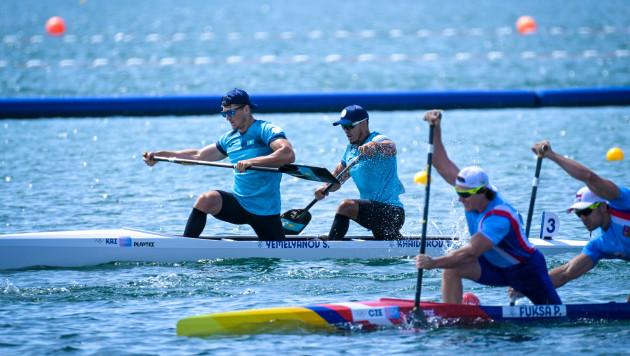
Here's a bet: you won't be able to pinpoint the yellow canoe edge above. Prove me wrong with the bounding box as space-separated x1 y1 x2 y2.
176 306 337 337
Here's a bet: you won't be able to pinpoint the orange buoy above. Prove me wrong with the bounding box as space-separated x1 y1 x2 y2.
45 16 66 36
516 15 537 35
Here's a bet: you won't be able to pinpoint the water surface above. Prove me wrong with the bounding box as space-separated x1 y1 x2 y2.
2 1 630 355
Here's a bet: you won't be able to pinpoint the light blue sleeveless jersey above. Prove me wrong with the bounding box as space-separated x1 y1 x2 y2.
216 120 286 215
341 132 404 208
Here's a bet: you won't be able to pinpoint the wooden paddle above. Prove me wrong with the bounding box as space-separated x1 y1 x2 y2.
410 123 435 329
525 148 545 237
144 153 340 184
281 156 362 235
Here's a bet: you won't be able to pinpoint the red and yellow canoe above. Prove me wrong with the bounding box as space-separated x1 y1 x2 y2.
177 298 630 336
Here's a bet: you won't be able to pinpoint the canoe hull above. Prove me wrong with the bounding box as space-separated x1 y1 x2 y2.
0 228 585 270
177 298 630 336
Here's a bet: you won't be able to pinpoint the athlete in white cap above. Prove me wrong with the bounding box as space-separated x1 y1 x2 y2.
415 110 561 305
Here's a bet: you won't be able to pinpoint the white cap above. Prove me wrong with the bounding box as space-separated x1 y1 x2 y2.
567 186 607 212
455 166 497 191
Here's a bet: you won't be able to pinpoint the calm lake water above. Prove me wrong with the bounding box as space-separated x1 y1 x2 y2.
1 0 630 355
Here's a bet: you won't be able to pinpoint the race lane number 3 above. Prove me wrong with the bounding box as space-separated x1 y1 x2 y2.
539 211 559 240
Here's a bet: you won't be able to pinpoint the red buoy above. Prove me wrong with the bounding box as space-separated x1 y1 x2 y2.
462 292 481 305
516 15 537 35
46 16 66 36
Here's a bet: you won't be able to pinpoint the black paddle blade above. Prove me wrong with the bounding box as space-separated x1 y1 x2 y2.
281 209 312 235
279 164 340 184
408 307 430 329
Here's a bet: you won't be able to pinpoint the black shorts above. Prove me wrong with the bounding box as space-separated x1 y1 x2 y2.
355 199 405 240
213 190 285 241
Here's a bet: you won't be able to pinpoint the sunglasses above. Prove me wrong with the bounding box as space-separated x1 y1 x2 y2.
341 118 368 131
221 105 246 118
574 202 601 218
454 184 486 198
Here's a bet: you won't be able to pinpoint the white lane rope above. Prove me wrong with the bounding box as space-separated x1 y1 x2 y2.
3 49 629 70
3 25 629 45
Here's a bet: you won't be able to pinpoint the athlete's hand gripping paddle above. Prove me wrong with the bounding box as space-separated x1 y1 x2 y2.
281 156 362 235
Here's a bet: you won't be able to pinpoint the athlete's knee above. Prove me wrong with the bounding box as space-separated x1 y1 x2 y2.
336 199 359 218
442 267 464 281
194 191 222 215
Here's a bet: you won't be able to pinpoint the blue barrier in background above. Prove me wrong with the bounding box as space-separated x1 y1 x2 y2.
537 87 630 107
1 87 629 119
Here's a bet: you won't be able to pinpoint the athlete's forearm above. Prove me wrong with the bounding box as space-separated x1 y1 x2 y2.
546 151 620 200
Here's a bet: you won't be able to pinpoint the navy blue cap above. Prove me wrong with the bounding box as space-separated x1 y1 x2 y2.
222 88 258 108
333 105 369 126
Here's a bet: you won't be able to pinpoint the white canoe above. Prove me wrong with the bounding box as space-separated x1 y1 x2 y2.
0 228 587 270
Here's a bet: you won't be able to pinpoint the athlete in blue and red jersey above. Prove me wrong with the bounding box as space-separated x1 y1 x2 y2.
530 140 630 302
144 88 295 241
415 110 561 305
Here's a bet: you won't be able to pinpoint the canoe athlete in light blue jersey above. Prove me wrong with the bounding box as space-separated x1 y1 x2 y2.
144 88 295 241
415 110 561 305
315 105 406 240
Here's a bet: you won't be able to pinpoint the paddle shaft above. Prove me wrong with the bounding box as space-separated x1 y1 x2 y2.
151 155 281 172
146 153 339 184
513 149 544 305
298 157 361 215
525 154 544 237
412 124 435 326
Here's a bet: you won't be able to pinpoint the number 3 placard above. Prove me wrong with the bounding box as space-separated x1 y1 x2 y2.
539 211 560 239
